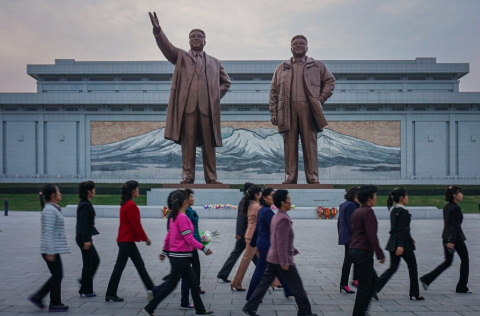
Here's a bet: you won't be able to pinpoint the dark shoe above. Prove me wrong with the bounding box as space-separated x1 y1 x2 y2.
180 304 195 310
141 308 155 316
48 304 69 312
28 295 44 309
307 181 319 184
340 285 355 294
180 179 194 184
217 276 231 283
410 295 425 300
207 180 223 184
372 292 379 301
231 286 246 291
195 311 214 316
242 306 259 316
79 292 97 297
105 295 124 302
199 288 206 294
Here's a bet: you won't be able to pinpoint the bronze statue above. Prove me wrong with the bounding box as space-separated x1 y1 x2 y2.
149 12 231 184
270 35 336 184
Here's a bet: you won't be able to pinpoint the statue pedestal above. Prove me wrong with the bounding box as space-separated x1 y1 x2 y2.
147 187 242 206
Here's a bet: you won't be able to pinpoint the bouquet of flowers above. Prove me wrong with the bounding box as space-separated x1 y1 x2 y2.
162 206 170 219
317 206 324 219
324 207 331 219
199 230 220 246
331 207 338 219
203 204 238 209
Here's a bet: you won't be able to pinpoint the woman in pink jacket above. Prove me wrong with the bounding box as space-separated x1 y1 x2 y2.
142 190 214 316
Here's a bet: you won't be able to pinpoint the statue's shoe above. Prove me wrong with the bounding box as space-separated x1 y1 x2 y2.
180 179 194 184
207 180 223 184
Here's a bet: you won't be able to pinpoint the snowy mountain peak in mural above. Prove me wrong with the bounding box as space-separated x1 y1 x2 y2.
91 127 400 177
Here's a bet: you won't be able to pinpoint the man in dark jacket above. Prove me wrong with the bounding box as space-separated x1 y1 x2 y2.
270 35 335 184
217 183 257 282
349 185 385 316
4 196 8 216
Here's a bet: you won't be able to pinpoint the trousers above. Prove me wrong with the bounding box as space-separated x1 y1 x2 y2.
245 263 312 316
76 235 100 294
181 106 217 183
34 254 63 306
106 242 154 297
283 101 319 184
349 249 378 316
231 238 258 288
376 250 419 296
420 238 469 292
246 247 292 300
217 237 258 279
340 245 358 286
145 256 206 314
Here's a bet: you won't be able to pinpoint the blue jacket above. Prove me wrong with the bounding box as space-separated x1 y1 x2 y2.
185 206 201 243
337 200 360 245
250 206 274 250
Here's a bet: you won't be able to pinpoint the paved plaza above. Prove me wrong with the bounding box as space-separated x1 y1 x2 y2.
0 211 479 316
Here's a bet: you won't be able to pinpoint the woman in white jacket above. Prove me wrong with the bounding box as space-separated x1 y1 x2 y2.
28 184 70 312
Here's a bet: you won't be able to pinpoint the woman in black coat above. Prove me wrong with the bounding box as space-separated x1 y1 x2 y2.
420 186 470 293
376 188 424 300
75 181 100 297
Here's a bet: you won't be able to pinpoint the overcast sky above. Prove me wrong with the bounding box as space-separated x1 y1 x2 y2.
0 0 479 92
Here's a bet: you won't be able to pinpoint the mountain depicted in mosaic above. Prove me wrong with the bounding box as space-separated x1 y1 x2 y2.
91 127 400 178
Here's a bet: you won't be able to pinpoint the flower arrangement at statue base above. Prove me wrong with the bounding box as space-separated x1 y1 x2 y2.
203 204 238 209
162 206 171 219
317 206 338 219
200 230 220 246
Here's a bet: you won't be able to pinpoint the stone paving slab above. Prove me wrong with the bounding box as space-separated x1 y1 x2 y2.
0 211 479 316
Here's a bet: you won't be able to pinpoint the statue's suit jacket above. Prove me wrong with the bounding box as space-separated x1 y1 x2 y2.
269 56 335 133
154 29 231 147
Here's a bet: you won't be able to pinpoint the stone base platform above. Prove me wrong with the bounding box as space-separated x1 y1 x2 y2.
265 184 334 189
147 187 346 207
162 183 231 189
62 205 442 219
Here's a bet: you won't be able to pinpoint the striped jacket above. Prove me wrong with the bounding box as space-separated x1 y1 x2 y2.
40 203 70 255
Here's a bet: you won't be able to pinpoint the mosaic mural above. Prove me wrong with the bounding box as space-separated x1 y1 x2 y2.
90 121 401 182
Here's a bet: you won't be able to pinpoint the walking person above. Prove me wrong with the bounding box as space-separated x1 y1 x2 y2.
28 184 70 312
243 190 316 316
247 188 293 300
231 185 262 291
349 185 385 316
105 180 154 302
376 188 424 300
337 186 360 294
142 190 214 316
420 186 471 293
151 189 204 309
217 182 258 282
4 196 8 216
76 181 100 297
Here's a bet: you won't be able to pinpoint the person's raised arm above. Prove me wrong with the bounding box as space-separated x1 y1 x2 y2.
149 11 179 64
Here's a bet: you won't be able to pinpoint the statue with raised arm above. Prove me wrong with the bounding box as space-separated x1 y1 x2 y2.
270 35 336 184
149 12 231 184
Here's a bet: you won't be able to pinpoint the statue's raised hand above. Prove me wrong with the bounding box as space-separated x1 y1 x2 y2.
149 12 161 35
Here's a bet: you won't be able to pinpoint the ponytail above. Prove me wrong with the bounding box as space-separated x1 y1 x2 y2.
120 180 138 206
169 190 186 221
240 185 262 215
387 187 408 210
40 184 58 210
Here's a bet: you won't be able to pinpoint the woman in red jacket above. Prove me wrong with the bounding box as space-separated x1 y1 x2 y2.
105 180 154 302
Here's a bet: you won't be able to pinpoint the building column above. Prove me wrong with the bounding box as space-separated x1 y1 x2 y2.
448 114 457 176
37 114 45 175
